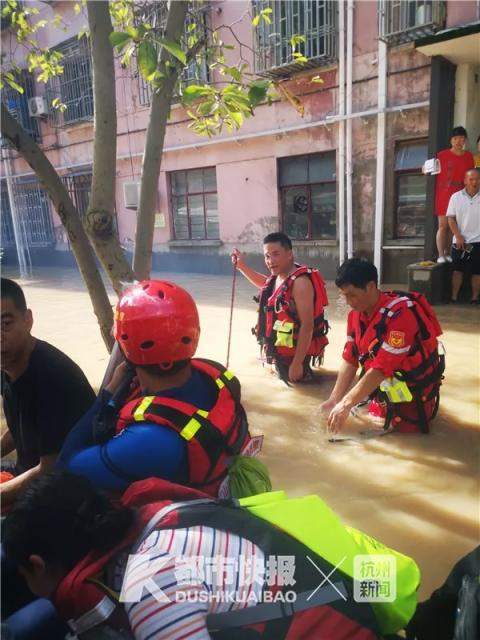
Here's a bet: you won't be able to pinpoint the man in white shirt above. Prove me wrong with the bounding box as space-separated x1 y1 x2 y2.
446 168 480 304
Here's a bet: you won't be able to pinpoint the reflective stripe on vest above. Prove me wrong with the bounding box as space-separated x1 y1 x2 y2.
180 409 209 441
133 396 155 421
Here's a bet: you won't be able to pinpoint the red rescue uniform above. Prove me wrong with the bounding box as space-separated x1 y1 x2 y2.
343 291 444 433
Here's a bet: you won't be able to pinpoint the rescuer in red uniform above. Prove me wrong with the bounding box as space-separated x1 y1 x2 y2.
321 259 444 434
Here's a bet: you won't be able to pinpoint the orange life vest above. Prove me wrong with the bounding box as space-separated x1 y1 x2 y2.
255 265 329 363
116 359 250 495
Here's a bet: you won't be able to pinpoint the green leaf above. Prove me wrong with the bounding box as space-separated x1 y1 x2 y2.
226 66 241 82
248 83 268 107
109 31 131 50
181 84 212 104
229 111 243 127
311 75 324 84
138 40 157 79
252 14 260 27
197 100 214 116
6 77 24 93
74 3 81 15
158 38 186 65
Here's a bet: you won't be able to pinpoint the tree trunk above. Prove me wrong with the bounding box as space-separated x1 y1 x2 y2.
133 0 189 279
1 104 114 350
86 0 135 292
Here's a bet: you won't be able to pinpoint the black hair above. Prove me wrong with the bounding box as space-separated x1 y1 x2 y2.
3 471 134 571
335 258 378 289
134 358 190 377
450 126 467 139
263 232 293 250
1 278 27 312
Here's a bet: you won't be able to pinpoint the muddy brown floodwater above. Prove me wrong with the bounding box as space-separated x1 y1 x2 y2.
2 266 479 600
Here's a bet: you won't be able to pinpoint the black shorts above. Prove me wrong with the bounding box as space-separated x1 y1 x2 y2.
451 243 480 275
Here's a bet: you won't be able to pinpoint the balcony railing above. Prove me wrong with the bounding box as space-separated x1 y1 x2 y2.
253 0 337 77
378 0 445 45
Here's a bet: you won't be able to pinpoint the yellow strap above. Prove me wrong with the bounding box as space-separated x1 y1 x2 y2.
180 416 202 441
133 396 155 422
197 409 209 418
216 378 225 389
87 577 120 602
224 370 235 380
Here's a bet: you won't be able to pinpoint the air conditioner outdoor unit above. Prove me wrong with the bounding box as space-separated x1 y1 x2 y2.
123 181 140 209
28 96 48 117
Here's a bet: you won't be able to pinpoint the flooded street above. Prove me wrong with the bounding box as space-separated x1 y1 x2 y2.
3 266 479 600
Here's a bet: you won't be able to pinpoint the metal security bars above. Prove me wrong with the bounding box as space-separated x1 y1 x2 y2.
0 180 15 247
253 0 337 77
61 172 92 219
136 2 209 107
2 71 40 141
10 178 55 247
46 37 93 126
378 0 445 44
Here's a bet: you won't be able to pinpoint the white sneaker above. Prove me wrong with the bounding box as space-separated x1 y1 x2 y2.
437 256 447 264
445 255 453 263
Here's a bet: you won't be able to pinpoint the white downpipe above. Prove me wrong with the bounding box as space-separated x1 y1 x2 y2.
338 0 346 264
374 40 387 282
346 0 354 258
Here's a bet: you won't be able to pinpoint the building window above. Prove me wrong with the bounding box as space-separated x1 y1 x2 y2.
279 152 336 240
47 37 93 125
0 180 15 247
61 171 92 219
394 140 428 239
12 178 55 246
254 1 337 77
170 168 218 240
379 0 445 45
2 70 41 141
136 2 209 107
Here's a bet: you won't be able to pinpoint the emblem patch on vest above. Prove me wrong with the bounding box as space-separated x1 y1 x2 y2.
388 331 405 348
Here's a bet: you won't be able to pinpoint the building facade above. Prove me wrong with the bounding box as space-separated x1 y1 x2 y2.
1 0 479 282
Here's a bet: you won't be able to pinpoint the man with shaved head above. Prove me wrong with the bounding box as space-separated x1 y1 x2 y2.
446 168 480 304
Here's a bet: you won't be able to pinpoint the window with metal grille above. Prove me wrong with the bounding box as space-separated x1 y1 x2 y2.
279 152 336 240
136 2 209 107
61 171 92 219
47 37 93 125
170 167 218 240
0 180 15 247
12 178 55 247
378 0 445 45
394 140 428 238
2 70 41 141
253 1 337 77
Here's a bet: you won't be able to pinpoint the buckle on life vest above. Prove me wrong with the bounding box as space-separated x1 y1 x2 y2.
380 376 413 403
273 320 294 348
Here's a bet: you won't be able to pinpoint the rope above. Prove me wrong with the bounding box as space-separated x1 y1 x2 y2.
226 260 237 368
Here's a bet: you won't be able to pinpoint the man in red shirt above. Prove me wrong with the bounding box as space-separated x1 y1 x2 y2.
321 259 444 434
435 126 474 263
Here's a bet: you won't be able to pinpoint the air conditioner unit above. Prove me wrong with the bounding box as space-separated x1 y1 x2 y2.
123 181 140 209
28 96 48 117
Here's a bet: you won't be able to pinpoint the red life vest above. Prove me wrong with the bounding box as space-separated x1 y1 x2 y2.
116 358 250 496
350 291 444 433
53 477 380 640
255 265 329 363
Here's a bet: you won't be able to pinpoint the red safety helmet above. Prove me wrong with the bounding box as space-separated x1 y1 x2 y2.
114 280 200 368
